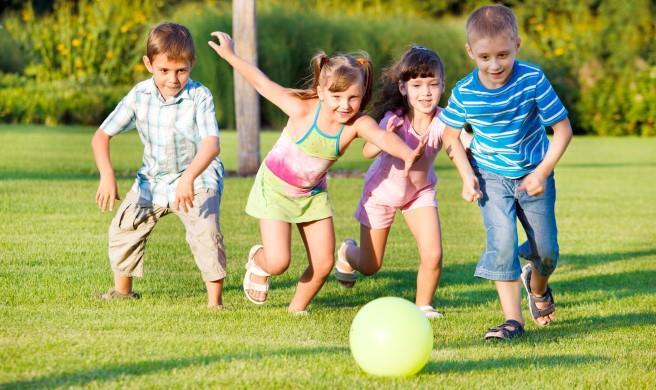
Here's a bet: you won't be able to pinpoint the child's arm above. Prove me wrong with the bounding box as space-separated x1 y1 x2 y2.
91 130 120 212
174 136 221 213
518 117 573 196
442 126 482 202
208 32 305 119
355 116 425 176
361 115 403 159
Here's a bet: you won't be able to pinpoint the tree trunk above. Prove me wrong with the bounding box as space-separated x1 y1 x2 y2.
232 0 260 175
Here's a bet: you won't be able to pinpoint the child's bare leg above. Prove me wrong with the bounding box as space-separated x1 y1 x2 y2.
528 265 555 325
247 219 293 302
495 280 524 324
206 279 224 308
344 224 390 275
403 207 442 307
114 275 133 295
288 218 336 312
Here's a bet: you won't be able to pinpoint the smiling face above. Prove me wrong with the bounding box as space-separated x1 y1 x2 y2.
466 33 520 89
399 76 443 117
143 54 192 101
318 80 364 124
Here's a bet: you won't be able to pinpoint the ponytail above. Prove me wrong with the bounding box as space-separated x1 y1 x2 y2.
355 55 374 110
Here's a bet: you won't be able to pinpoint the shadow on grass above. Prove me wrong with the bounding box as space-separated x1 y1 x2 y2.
445 310 656 350
422 353 608 374
563 248 656 270
2 346 347 389
314 249 656 311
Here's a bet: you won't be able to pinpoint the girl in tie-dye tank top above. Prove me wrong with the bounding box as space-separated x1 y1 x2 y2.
210 31 424 314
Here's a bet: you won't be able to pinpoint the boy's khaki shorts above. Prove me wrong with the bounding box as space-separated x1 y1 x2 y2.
108 189 226 282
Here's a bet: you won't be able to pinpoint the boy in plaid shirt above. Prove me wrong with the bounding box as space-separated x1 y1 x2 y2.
91 23 226 309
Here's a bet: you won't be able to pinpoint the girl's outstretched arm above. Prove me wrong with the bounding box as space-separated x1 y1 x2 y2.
361 114 403 159
355 116 425 176
208 31 305 118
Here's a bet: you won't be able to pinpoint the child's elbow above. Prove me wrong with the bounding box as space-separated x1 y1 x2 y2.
91 129 110 149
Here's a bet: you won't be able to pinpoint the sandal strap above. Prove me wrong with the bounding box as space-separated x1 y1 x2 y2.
485 320 524 339
335 266 357 282
244 278 269 292
530 286 553 302
245 258 270 278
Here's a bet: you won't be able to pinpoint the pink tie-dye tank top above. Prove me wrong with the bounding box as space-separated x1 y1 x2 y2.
264 103 344 196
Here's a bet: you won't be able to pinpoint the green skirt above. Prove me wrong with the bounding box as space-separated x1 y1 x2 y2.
245 164 334 223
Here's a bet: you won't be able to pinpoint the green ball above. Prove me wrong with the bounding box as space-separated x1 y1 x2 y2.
349 297 433 377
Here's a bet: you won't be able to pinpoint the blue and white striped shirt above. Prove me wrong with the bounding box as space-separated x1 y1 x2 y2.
439 60 568 178
101 78 223 207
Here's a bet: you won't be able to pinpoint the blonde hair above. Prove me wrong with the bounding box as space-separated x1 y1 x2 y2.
294 51 374 111
146 22 195 64
466 4 518 43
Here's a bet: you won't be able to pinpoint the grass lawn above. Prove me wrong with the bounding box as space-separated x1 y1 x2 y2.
0 125 655 388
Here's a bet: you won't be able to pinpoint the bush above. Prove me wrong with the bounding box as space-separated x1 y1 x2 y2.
0 27 24 73
514 0 656 135
3 0 164 84
0 80 130 125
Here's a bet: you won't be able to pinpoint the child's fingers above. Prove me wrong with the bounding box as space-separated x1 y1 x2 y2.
109 197 115 212
99 194 108 212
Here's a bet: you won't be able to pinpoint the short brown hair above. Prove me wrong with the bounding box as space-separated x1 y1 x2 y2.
146 22 195 64
466 4 518 43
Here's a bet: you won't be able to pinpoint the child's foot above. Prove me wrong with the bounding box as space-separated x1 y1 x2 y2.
521 264 556 326
95 288 140 300
335 239 357 288
417 305 444 319
243 245 270 304
208 304 225 310
288 307 309 316
484 319 525 341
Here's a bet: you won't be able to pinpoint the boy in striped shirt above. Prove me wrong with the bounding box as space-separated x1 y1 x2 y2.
91 23 226 309
439 4 573 340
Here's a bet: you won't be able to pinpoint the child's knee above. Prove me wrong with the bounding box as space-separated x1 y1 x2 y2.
535 248 558 276
315 257 335 277
420 248 443 270
263 256 291 275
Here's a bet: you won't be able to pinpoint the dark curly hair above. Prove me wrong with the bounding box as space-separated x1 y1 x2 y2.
371 45 444 121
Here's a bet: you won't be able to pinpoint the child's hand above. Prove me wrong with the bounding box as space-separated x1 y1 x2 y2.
174 174 195 213
518 170 548 196
385 114 403 133
208 31 235 59
95 176 120 212
461 175 482 202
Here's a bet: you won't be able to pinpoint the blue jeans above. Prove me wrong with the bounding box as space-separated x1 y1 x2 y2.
474 168 559 281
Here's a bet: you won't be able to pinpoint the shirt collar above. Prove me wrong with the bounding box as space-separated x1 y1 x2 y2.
148 78 192 104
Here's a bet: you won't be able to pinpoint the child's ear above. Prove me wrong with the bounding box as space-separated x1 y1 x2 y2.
143 55 153 73
515 37 522 52
398 81 406 97
317 86 325 101
465 43 475 60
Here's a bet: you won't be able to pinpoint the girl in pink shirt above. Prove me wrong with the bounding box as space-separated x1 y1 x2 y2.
335 46 471 318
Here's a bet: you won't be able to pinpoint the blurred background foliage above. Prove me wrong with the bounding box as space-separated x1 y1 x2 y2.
0 0 654 135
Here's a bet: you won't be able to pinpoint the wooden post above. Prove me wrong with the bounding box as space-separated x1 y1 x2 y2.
233 0 260 175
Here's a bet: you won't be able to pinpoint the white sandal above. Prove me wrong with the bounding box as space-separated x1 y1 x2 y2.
418 305 444 319
243 244 270 305
335 239 357 288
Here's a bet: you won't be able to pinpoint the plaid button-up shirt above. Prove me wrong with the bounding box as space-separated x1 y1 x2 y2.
101 78 223 207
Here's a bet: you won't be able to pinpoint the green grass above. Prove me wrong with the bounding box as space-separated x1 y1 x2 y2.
1 125 655 388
